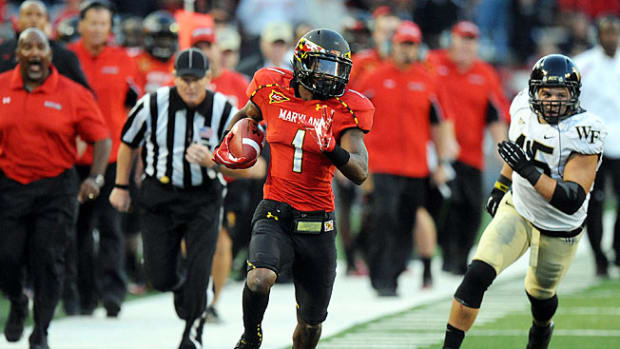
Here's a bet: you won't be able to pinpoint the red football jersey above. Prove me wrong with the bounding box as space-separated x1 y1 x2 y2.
247 67 374 212
132 50 175 94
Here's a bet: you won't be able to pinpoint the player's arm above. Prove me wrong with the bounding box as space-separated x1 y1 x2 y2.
336 128 368 185
486 162 513 216
532 153 597 212
223 100 262 131
498 139 598 214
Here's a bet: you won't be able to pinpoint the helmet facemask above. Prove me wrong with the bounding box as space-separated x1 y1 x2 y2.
292 35 352 100
528 81 580 125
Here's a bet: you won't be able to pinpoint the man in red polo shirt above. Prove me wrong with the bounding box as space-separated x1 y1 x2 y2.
348 6 400 88
356 20 455 296
426 21 509 275
191 26 249 108
67 0 140 317
0 28 110 349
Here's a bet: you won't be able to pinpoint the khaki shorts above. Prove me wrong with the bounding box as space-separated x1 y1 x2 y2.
472 192 582 299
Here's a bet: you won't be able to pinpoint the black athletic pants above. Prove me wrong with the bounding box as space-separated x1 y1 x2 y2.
441 161 483 274
74 164 127 311
586 157 620 266
0 168 78 339
366 174 426 291
139 177 222 322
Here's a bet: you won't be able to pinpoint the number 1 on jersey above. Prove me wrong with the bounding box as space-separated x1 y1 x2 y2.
292 129 306 173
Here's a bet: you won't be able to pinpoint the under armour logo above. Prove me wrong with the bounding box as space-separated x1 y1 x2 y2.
2 97 10 104
266 212 279 221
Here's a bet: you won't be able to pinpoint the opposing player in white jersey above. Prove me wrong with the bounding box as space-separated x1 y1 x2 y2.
441 54 607 349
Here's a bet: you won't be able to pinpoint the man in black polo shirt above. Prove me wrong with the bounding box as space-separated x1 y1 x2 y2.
110 48 236 349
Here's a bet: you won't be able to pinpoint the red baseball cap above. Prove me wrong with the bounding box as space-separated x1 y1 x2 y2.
190 26 216 46
392 20 422 44
451 21 479 39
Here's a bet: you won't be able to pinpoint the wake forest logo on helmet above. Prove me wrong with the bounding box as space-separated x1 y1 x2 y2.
269 90 290 104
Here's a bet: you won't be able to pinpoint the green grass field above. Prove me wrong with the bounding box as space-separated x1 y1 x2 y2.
316 277 620 349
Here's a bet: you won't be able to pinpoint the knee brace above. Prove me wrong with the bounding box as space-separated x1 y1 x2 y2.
527 292 558 323
454 260 497 308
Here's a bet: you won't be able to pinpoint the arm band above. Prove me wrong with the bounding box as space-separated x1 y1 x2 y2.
520 166 543 186
114 184 129 190
324 145 350 167
549 180 586 214
494 174 512 193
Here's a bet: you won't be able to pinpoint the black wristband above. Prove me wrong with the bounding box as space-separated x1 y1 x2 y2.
114 184 129 190
520 165 542 186
324 145 350 167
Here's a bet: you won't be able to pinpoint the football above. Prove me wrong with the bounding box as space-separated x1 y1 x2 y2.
228 118 265 161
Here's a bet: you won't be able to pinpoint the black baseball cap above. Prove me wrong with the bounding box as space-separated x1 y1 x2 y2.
174 48 209 78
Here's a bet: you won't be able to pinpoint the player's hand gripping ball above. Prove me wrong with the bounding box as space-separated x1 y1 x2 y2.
213 118 265 169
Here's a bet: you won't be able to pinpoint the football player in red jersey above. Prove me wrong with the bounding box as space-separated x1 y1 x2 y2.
215 29 374 349
131 10 178 94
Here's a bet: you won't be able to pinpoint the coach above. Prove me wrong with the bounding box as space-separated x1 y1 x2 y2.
0 28 110 349
110 48 236 349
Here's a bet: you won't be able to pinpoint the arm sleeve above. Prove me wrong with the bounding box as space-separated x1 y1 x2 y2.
75 87 110 143
486 67 510 124
567 115 608 156
121 95 150 148
507 89 529 142
124 59 143 108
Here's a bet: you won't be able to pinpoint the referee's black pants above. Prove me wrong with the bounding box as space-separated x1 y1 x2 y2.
0 169 78 341
74 164 126 312
586 157 620 268
139 177 222 323
441 161 482 274
366 173 425 293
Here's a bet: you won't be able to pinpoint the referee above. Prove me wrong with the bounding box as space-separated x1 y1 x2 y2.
110 48 235 349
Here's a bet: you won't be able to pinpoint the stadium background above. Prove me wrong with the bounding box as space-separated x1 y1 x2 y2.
1 0 620 348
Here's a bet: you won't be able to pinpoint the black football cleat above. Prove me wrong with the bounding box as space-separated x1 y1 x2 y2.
234 328 262 349
29 331 49 349
526 321 554 349
4 294 28 342
234 337 261 349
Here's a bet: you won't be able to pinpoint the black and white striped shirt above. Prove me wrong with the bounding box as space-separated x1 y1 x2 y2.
121 86 236 188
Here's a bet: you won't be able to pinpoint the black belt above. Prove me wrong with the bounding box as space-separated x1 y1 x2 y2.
535 224 583 238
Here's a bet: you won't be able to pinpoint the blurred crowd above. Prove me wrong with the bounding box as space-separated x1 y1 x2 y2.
2 0 619 324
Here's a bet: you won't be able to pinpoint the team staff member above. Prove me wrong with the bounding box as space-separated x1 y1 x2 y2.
191 26 249 109
348 6 400 88
0 0 90 90
426 21 509 275
442 54 606 349
132 10 178 94
110 48 237 349
0 28 110 349
215 29 374 349
68 0 141 316
357 21 454 295
574 15 620 277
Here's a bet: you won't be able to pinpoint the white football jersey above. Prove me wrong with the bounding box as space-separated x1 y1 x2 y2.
508 89 607 231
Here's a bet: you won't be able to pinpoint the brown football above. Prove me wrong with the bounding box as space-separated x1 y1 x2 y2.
228 118 265 160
